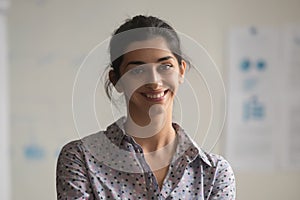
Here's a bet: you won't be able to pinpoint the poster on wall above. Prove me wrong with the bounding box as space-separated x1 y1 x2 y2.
226 25 300 171
226 26 282 171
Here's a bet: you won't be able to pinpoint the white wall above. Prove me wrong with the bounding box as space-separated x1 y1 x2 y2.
7 0 300 199
0 0 11 200
0 1 10 199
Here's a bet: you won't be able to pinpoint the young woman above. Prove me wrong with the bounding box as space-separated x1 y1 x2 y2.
56 15 236 199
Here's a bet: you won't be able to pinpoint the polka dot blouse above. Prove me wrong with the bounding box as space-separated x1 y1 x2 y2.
56 118 236 199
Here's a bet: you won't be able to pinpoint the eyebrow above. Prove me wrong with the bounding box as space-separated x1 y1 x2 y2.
126 56 175 67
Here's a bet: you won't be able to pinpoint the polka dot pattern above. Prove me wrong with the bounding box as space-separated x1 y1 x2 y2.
56 118 236 199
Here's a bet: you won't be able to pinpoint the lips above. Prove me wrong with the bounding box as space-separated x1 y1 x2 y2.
145 91 165 99
141 90 168 101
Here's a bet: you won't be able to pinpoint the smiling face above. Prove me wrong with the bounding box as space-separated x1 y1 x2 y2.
112 37 186 125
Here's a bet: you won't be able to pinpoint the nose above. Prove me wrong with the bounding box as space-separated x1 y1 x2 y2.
145 66 162 89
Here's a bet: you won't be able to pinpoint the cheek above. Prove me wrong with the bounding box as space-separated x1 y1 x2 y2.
120 79 143 96
163 75 181 92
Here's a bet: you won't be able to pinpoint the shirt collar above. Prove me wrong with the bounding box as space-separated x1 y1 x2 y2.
105 117 212 167
172 122 212 167
104 117 127 146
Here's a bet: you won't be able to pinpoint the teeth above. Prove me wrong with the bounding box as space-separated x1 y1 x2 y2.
146 91 165 99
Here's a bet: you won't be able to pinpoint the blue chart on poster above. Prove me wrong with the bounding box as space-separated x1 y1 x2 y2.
24 142 46 160
243 95 265 121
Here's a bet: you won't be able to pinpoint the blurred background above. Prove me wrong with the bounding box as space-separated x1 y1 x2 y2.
1 0 300 199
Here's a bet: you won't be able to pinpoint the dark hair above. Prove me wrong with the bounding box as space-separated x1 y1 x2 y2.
105 15 185 100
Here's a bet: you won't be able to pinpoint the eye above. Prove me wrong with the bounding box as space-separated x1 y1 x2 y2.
158 64 173 71
129 66 145 75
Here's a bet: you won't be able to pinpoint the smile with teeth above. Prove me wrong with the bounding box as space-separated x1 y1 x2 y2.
142 90 168 100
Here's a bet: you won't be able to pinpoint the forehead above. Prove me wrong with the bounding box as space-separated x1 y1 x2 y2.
122 37 175 62
125 37 170 51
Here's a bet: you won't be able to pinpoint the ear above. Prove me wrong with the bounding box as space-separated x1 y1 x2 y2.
179 60 187 84
109 70 123 92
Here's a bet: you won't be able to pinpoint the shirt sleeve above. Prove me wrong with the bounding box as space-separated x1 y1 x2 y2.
56 141 94 200
210 156 236 200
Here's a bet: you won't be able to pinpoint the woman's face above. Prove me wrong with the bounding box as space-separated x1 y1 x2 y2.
115 37 186 123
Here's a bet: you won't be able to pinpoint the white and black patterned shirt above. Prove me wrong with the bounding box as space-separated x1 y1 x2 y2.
56 118 236 199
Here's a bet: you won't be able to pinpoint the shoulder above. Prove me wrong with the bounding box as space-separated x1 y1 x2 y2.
60 139 82 152
57 131 104 161
204 151 232 169
197 149 235 182
57 139 85 167
59 139 84 156
198 151 236 198
200 150 235 176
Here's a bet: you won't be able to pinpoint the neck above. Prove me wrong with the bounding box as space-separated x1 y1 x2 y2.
133 121 176 153
125 109 176 153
